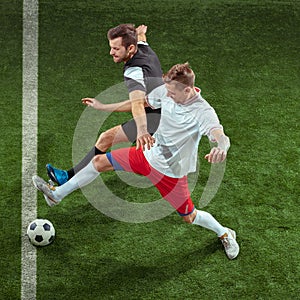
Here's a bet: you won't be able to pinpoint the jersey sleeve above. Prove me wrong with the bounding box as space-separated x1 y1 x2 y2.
137 41 149 46
198 105 223 142
145 84 166 109
124 66 146 93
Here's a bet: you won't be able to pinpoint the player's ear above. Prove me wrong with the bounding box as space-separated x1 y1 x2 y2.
127 44 136 55
184 86 191 94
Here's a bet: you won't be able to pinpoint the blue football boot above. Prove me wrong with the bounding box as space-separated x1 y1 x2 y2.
46 164 68 186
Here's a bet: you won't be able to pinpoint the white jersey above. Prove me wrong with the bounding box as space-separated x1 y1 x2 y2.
144 85 223 178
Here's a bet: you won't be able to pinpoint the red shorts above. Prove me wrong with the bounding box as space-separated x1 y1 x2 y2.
107 147 195 216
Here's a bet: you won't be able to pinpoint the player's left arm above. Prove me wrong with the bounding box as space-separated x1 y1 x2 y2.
129 89 154 151
136 24 147 43
204 128 230 163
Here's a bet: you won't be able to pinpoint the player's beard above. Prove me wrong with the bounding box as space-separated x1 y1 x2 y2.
112 50 133 63
112 56 122 63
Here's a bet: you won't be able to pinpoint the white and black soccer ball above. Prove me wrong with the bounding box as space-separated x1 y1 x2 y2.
27 219 55 246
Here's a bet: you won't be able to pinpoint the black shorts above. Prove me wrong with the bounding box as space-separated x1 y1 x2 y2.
121 108 161 143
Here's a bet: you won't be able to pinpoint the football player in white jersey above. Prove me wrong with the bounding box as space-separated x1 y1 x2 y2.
33 63 239 260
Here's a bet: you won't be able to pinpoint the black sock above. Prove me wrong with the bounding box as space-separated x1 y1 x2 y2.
67 146 106 179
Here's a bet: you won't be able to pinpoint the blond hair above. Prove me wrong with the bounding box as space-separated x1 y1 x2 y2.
163 63 195 89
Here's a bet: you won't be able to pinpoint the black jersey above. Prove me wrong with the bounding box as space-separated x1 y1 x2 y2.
123 42 164 95
121 41 162 142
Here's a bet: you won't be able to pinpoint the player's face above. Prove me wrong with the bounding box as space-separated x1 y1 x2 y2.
165 83 189 104
109 37 130 63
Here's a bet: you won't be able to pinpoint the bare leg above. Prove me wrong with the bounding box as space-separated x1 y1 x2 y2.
96 125 129 151
93 154 114 172
68 125 129 178
182 210 197 223
47 125 132 185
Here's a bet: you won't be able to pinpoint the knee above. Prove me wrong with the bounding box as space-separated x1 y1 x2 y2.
182 210 197 224
96 131 112 149
92 154 105 172
93 154 114 172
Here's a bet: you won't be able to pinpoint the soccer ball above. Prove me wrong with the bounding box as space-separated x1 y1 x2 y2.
26 219 55 247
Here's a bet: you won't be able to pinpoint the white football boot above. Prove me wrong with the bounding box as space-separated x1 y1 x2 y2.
32 175 60 207
220 228 240 259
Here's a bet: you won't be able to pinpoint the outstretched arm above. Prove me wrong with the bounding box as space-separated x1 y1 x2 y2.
204 128 230 163
82 98 132 112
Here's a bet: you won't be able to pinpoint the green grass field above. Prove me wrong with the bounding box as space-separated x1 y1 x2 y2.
1 0 299 299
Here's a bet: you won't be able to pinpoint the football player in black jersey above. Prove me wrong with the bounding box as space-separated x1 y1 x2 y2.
47 24 164 186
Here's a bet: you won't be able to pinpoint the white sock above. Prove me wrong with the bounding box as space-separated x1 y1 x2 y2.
54 160 100 200
192 210 227 237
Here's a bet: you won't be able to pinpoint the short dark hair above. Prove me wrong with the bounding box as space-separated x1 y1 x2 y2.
163 63 195 89
107 24 137 49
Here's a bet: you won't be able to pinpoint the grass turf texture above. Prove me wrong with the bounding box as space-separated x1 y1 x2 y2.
0 0 23 298
1 0 299 299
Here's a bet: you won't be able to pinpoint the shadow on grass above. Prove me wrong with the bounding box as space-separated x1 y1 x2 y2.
58 240 221 299
38 202 224 299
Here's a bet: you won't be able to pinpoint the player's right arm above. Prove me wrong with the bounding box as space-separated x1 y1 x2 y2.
82 98 133 112
82 97 149 112
129 90 155 151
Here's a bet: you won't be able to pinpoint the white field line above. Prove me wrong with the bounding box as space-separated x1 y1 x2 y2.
21 0 38 299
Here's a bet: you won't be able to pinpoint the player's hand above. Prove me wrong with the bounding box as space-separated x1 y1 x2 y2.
136 24 147 35
204 147 227 163
82 98 104 110
136 133 155 151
